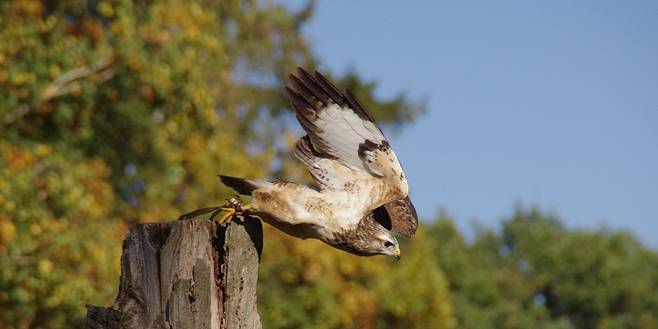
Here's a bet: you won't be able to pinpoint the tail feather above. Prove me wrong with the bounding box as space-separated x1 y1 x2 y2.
218 175 257 195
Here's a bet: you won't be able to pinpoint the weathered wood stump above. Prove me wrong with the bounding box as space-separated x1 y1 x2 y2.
85 218 263 329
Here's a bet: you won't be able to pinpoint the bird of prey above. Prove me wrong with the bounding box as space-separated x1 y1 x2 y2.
180 68 418 259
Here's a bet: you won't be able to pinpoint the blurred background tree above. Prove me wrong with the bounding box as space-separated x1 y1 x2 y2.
0 1 656 329
431 207 658 329
0 0 430 328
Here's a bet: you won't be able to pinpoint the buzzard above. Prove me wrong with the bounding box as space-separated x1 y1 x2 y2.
181 68 418 258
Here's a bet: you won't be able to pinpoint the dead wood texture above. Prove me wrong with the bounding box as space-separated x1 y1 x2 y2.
85 218 263 329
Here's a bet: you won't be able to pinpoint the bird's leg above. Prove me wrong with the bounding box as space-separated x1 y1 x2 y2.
214 207 235 223
212 196 251 225
178 196 250 223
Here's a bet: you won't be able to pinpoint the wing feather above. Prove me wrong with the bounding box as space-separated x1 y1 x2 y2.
294 135 352 190
313 71 348 107
372 196 419 237
285 67 388 172
286 67 411 220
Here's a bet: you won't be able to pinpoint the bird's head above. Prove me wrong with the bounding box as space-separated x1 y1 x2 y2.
374 227 401 260
339 214 401 259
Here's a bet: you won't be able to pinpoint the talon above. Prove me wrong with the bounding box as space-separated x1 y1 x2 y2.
216 207 236 224
183 196 250 225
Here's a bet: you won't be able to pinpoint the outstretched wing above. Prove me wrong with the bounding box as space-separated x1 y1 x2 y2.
285 67 391 177
372 196 418 237
285 67 409 217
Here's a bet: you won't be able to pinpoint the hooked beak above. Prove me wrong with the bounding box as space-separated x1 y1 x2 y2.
393 246 401 261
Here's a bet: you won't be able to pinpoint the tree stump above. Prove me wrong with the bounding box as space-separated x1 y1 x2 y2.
85 218 263 329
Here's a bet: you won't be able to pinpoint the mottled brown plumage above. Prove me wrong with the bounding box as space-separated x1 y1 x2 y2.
210 68 418 258
374 197 418 238
330 214 400 256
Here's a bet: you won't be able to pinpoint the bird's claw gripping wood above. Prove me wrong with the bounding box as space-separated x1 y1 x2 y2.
178 196 250 224
215 196 250 224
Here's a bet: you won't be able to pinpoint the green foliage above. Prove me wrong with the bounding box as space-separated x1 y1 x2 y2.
0 1 428 328
259 226 454 329
432 207 658 329
2 1 656 329
0 141 120 328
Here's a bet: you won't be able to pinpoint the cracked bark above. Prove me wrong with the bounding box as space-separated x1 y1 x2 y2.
85 218 262 329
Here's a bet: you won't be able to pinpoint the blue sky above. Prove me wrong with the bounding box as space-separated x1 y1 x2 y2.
280 1 658 246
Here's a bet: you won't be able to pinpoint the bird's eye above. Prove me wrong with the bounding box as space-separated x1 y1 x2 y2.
384 241 395 249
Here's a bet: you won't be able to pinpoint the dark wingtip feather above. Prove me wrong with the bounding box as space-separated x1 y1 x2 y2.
345 89 377 124
218 175 257 195
296 66 313 80
313 71 348 107
288 67 379 126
